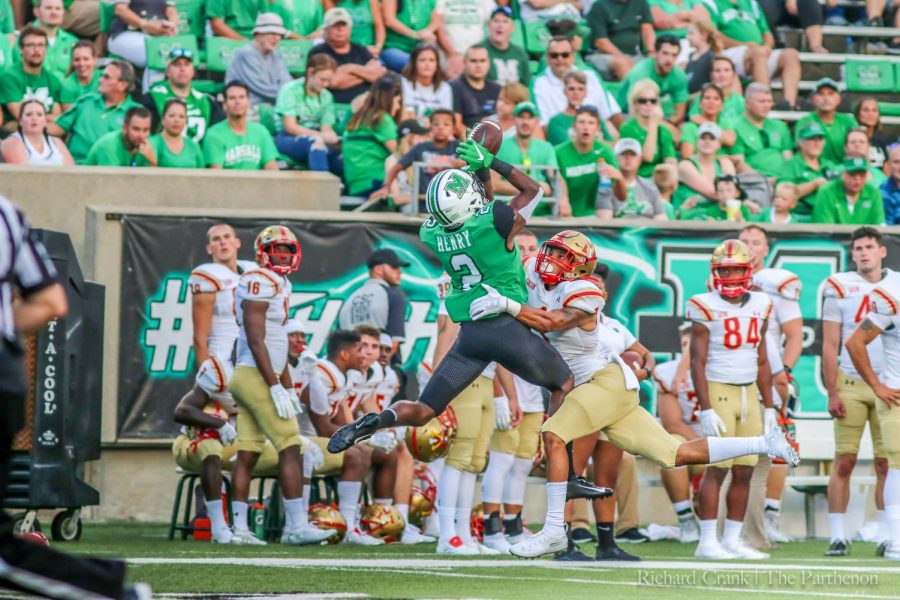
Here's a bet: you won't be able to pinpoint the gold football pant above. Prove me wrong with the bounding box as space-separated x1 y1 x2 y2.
229 366 302 454
834 369 886 458
706 380 762 468
446 375 495 472
491 412 543 459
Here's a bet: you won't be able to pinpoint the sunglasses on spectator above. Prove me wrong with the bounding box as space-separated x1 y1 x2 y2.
636 97 658 105
548 52 571 59
168 47 194 60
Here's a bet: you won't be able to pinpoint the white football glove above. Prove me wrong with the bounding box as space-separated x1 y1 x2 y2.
299 350 319 378
763 407 779 433
700 408 727 437
269 384 298 420
469 284 522 321
494 396 512 431
216 421 237 445
299 435 325 470
288 387 303 416
368 430 399 452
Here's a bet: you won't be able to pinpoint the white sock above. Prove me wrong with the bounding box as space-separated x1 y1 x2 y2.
338 481 362 530
284 497 307 531
503 457 533 505
456 471 477 544
707 436 766 463
544 482 567 536
886 468 900 547
374 498 392 506
765 498 781 512
698 519 718 545
878 509 888 543
829 513 846 543
722 519 743 546
438 465 462 545
672 499 693 521
302 484 311 513
482 451 515 504
233 501 249 532
206 499 229 536
396 503 410 525
430 458 445 482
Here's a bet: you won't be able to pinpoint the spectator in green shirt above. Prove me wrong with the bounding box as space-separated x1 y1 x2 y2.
649 0 707 37
554 105 618 217
274 52 341 173
491 102 562 216
729 82 792 177
812 157 885 225
0 0 13 33
687 56 745 122
618 79 677 178
207 0 266 39
380 0 439 73
84 106 155 166
0 26 63 124
680 83 737 159
48 60 141 163
12 0 80 79
794 78 858 165
616 36 689 125
203 81 278 170
586 0 655 81
842 126 887 187
776 121 835 216
325 0 386 53
59 40 99 110
342 75 401 195
149 97 205 168
546 70 588 146
752 181 801 224
484 6 530 86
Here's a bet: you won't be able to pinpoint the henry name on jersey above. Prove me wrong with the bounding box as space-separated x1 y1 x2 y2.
433 230 474 253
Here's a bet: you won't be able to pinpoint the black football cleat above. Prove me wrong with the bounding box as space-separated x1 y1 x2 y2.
596 545 641 561
566 476 614 500
553 547 594 562
328 412 380 453
876 541 887 557
571 527 597 544
825 540 849 556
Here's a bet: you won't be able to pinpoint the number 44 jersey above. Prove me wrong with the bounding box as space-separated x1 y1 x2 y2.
420 202 527 323
686 291 774 385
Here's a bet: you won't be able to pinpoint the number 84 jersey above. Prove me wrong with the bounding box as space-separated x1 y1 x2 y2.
686 291 773 384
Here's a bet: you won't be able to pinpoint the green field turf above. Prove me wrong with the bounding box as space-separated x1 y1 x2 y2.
41 523 900 599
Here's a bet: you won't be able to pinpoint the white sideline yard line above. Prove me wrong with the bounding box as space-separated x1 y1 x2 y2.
127 556 900 573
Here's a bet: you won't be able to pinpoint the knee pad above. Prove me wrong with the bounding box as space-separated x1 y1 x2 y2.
445 435 476 471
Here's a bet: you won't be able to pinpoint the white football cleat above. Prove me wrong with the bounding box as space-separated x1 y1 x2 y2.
401 526 436 545
437 535 480 555
694 541 737 560
722 540 770 559
764 512 792 543
884 544 900 561
466 540 502 555
679 519 700 544
509 529 568 558
482 532 512 554
765 428 800 467
281 524 336 546
341 527 385 546
422 514 441 539
229 529 267 545
211 528 234 544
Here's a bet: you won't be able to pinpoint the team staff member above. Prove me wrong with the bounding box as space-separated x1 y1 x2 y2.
0 195 149 599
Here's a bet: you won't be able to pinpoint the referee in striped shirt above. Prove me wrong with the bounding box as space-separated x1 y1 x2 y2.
0 196 149 599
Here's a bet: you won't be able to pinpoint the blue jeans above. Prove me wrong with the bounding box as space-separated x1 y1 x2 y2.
380 47 410 73
274 132 342 174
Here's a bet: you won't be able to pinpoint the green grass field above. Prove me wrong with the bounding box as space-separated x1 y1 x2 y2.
42 523 900 599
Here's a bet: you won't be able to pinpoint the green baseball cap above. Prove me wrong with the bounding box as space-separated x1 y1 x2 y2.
513 101 539 117
814 77 840 93
843 157 868 172
798 122 826 140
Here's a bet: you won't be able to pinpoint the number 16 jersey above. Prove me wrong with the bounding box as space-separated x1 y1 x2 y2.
686 291 773 385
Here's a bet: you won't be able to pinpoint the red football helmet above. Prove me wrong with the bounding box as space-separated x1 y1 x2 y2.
710 239 753 298
255 226 301 275
535 230 597 285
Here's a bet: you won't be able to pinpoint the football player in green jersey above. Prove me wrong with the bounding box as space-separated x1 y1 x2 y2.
329 139 610 500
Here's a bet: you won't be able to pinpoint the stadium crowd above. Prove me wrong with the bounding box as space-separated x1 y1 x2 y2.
0 0 899 222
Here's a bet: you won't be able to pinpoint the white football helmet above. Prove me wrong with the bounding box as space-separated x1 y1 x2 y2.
425 169 486 229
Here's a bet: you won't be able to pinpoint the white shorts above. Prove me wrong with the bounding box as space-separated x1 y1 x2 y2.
722 46 782 78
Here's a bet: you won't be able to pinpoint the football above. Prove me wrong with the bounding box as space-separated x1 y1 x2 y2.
467 118 503 154
620 350 644 374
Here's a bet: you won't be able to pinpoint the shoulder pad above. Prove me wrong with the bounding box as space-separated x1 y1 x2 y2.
754 268 802 301
189 263 227 293
315 361 341 394
237 260 258 273
239 269 282 300
871 285 900 316
686 294 714 321
823 274 850 299
195 357 233 395
437 272 452 299
560 279 605 314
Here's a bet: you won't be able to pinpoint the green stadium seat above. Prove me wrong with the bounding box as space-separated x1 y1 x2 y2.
99 1 116 34
845 59 896 92
880 102 900 117
145 35 199 71
205 36 249 73
279 39 313 75
525 20 551 55
192 79 224 95
482 20 526 49
174 0 205 39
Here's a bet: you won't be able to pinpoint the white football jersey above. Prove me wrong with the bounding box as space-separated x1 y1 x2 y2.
235 267 291 375
189 260 257 362
653 359 700 434
346 363 385 414
598 315 637 355
686 291 773 384
524 257 609 385
375 366 400 411
753 268 802 371
822 270 898 379
865 278 900 389
514 376 544 413
287 360 317 437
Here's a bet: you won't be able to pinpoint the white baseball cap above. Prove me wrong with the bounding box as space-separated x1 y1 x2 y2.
614 138 641 156
285 319 307 335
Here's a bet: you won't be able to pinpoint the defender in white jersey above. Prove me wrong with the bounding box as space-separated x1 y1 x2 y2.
740 225 804 545
470 232 798 559
228 226 332 547
688 239 781 560
846 270 900 562
823 228 894 556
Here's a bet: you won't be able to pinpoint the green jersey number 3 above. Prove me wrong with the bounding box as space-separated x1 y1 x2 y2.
449 253 483 291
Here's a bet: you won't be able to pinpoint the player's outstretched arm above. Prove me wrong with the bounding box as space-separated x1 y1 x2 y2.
510 305 593 333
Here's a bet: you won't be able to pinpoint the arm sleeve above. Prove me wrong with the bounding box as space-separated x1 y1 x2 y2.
261 130 279 164
492 201 516 239
9 210 58 297
385 287 407 341
822 296 842 323
561 281 606 314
